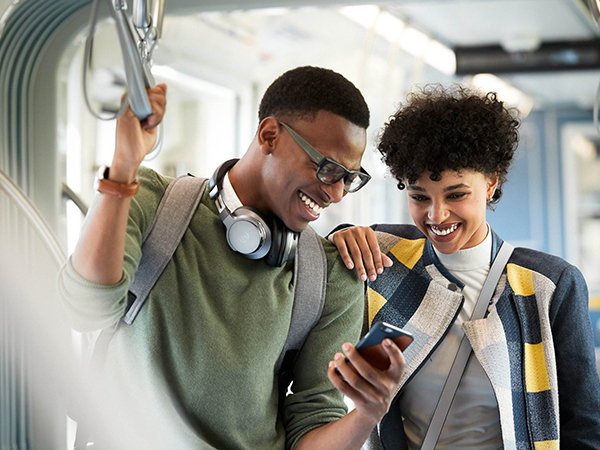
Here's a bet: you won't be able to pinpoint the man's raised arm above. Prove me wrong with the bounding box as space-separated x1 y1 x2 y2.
71 83 167 285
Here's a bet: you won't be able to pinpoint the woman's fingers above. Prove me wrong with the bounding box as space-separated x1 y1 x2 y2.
364 228 394 278
332 232 355 271
382 253 394 268
344 232 369 281
332 227 392 281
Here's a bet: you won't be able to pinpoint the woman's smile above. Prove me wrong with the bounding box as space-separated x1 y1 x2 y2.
428 223 460 237
408 169 498 254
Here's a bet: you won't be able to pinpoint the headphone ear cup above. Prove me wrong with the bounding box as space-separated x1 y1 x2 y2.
265 217 284 267
265 217 299 267
227 206 272 259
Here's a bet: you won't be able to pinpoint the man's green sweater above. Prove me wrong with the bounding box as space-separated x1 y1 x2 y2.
58 167 364 449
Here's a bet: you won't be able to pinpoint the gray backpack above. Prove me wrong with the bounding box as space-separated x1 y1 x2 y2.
74 173 327 449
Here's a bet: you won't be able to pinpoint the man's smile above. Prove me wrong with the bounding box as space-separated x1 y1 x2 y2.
298 191 323 216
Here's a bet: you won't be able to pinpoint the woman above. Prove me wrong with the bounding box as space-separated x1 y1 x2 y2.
332 85 600 449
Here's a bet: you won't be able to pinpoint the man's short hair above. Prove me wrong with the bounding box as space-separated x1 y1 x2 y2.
258 66 370 129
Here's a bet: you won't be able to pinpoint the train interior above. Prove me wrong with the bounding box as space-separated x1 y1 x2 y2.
2 0 600 447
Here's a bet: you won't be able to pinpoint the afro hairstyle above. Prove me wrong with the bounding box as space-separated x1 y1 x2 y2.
378 84 520 205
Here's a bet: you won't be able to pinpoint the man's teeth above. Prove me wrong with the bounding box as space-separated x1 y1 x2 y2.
430 224 458 236
299 192 323 215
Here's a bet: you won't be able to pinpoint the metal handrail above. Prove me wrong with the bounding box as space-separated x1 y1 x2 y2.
0 169 66 267
62 181 89 216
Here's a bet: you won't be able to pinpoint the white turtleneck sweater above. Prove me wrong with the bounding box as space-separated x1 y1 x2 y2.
399 227 503 450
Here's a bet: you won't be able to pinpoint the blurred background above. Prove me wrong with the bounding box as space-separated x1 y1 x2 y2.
2 0 600 448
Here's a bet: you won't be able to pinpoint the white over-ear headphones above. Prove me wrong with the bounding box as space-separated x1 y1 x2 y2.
209 159 298 267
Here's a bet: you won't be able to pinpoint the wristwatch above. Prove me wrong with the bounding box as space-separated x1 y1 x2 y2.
94 165 140 198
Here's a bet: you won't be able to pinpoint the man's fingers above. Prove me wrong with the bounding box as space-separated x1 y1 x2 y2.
336 344 397 406
381 338 406 378
142 84 168 130
344 340 404 388
155 82 168 94
330 351 377 400
342 344 379 384
328 362 365 401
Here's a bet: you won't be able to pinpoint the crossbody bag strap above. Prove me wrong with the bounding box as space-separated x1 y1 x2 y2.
124 175 208 324
420 241 514 450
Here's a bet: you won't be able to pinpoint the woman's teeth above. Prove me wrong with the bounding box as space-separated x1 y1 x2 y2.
299 192 323 215
430 223 458 236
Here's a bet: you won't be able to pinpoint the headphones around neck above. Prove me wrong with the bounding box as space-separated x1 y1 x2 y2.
208 159 298 267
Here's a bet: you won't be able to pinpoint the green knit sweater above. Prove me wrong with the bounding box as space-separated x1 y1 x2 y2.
58 167 364 450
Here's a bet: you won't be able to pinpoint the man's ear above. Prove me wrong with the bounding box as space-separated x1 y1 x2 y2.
257 117 280 155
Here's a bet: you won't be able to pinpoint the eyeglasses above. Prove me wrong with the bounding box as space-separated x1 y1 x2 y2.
279 121 371 193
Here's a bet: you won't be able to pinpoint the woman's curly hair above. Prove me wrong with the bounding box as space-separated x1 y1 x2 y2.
378 84 520 205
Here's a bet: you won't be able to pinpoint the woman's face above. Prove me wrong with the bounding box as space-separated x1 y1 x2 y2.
406 169 499 254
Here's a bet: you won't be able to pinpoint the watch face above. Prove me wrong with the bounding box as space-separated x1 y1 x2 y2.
98 164 109 180
94 165 109 191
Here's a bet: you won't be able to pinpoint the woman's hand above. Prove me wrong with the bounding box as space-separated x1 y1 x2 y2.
332 226 393 281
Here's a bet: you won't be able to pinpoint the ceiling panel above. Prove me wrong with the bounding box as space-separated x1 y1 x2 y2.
387 0 598 47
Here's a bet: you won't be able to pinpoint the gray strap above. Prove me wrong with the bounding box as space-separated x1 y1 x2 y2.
274 226 327 374
420 242 514 450
123 175 208 325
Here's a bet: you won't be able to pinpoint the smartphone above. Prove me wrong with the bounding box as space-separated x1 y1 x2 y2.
354 321 413 371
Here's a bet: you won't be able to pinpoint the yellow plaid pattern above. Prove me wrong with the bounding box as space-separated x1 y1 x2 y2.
534 440 559 450
507 263 535 297
367 287 387 325
524 342 551 392
390 238 426 270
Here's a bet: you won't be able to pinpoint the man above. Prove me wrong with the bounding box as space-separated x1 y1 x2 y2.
59 66 404 449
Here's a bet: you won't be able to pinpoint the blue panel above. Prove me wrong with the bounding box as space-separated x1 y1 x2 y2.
590 310 600 348
488 141 532 243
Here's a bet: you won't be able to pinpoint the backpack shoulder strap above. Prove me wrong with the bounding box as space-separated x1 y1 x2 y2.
123 174 208 325
275 225 327 376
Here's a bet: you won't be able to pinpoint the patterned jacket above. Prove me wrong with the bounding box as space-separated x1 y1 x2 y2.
364 224 600 450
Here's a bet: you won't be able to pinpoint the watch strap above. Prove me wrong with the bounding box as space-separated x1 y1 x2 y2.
96 165 140 198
